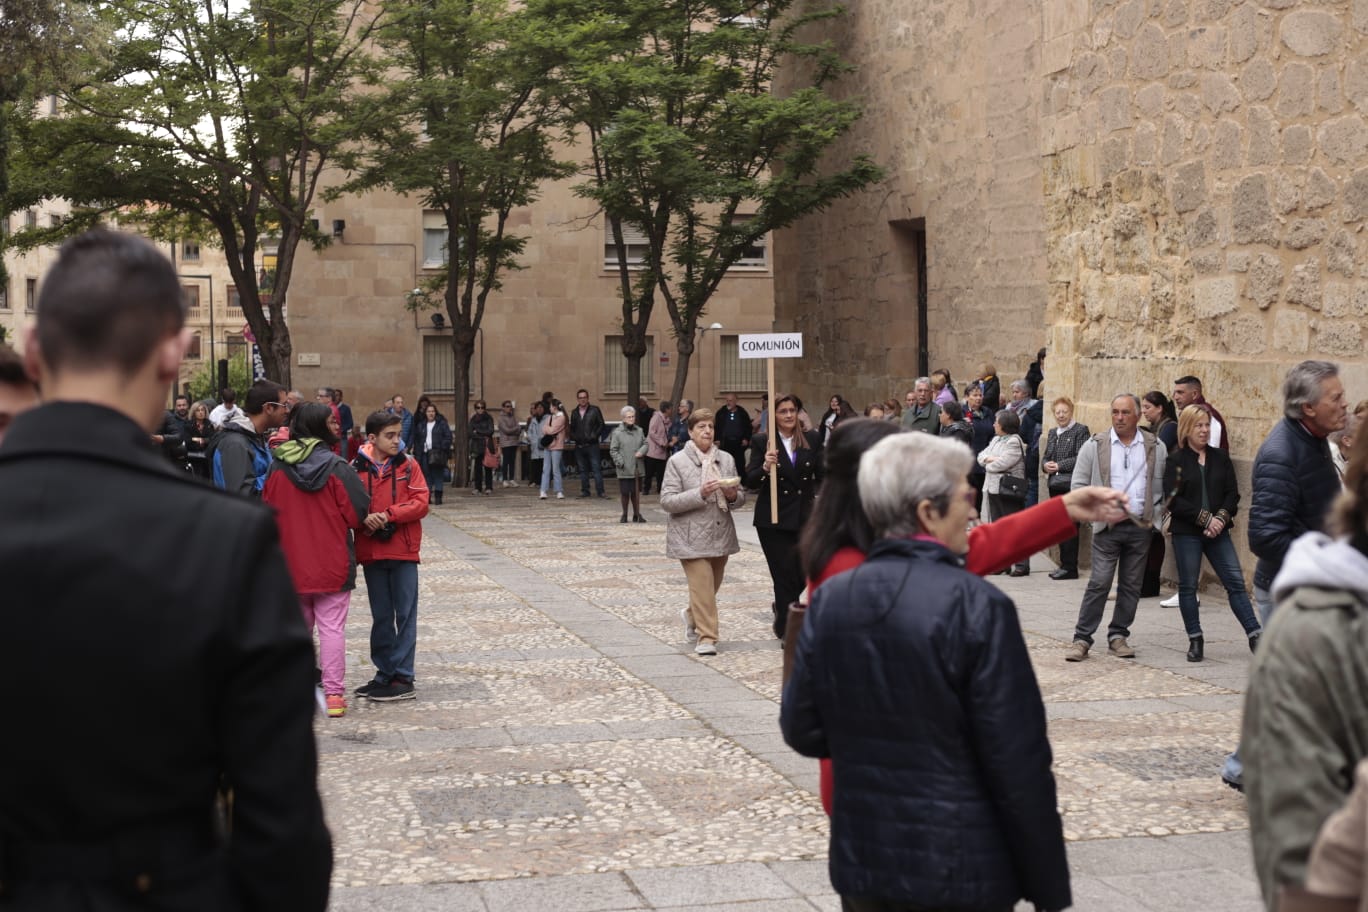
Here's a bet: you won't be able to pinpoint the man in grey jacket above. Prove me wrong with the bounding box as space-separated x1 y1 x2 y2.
1064 393 1167 661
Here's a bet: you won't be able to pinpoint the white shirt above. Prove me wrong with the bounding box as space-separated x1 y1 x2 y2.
1109 427 1149 520
425 422 434 451
1209 415 1224 449
209 404 242 429
778 432 796 460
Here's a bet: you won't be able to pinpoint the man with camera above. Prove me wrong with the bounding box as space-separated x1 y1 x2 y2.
352 409 430 702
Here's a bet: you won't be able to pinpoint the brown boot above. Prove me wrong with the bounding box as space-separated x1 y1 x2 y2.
1064 640 1089 662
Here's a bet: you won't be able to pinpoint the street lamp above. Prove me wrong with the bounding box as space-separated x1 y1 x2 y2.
695 322 723 404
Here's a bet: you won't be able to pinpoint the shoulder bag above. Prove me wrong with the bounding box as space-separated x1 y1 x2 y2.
997 436 1028 502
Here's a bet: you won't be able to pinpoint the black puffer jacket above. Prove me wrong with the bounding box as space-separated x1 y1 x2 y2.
1248 417 1342 590
781 537 1071 911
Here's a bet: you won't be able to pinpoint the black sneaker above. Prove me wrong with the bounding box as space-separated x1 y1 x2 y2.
353 678 385 697
368 678 416 702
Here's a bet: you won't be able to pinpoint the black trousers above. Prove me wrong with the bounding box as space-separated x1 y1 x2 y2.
757 526 804 638
642 456 666 494
719 440 747 474
842 898 1011 912
988 492 1028 573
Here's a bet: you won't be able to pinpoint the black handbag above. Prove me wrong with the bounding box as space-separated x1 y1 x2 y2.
539 433 555 448
999 473 1027 501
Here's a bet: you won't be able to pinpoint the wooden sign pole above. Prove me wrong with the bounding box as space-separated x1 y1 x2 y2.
768 357 778 525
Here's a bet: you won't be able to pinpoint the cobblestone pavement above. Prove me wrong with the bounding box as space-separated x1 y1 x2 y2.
321 489 1263 912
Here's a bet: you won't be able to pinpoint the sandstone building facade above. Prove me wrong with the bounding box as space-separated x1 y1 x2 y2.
775 0 1368 461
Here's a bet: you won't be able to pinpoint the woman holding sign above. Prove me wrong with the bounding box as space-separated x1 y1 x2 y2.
746 393 824 640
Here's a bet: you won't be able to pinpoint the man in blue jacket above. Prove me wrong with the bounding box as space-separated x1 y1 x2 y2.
1225 359 1348 792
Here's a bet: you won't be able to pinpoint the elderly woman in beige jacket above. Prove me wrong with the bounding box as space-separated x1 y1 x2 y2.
661 407 745 656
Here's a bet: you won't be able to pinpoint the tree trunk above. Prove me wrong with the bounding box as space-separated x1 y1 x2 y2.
669 332 695 412
621 321 649 412
449 325 476 488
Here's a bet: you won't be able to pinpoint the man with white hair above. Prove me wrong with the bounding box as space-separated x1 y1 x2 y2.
1064 393 1167 662
901 377 941 434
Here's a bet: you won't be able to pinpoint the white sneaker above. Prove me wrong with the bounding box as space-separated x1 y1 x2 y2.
539 491 547 500
1160 593 1196 607
681 607 697 642
694 641 717 656
556 492 564 499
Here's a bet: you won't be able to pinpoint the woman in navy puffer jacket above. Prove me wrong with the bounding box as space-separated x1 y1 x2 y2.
781 431 1070 912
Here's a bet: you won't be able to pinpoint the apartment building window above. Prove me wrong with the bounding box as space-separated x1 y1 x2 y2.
603 221 650 268
227 286 244 320
186 333 202 360
423 335 456 393
728 214 768 269
25 279 37 312
603 335 655 395
24 210 36 230
48 213 61 229
183 284 201 315
182 241 201 262
718 334 766 391
0 283 9 311
422 211 448 268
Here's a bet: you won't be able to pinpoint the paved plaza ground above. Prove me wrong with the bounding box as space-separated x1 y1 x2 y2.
320 487 1264 912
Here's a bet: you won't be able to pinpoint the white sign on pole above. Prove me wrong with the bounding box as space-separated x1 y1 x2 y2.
737 332 803 359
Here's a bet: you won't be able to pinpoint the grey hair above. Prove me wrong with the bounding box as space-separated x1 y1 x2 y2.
1283 360 1340 420
913 376 932 389
1010 379 1030 394
620 406 636 419
1112 392 1141 414
858 432 974 539
680 399 694 411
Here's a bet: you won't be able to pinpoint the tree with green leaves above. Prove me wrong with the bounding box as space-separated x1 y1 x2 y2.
533 0 883 409
337 0 570 485
7 0 383 386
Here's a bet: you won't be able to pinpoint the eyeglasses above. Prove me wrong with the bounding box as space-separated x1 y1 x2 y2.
475 405 486 410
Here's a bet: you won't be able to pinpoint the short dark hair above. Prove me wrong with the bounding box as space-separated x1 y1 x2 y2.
289 402 339 446
365 410 402 436
174 394 189 406
0 344 35 391
35 230 186 376
576 389 589 397
995 409 1021 434
221 387 237 405
243 380 286 416
941 400 964 422
1174 375 1202 391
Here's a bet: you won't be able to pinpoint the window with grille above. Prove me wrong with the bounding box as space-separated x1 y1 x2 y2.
25 279 37 312
183 284 201 315
423 335 456 393
422 211 447 268
24 211 36 229
182 241 201 262
0 283 8 310
603 221 650 268
718 334 766 391
186 333 202 360
227 286 243 320
603 335 656 395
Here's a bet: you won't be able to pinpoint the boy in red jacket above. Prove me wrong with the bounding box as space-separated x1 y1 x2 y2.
352 411 430 702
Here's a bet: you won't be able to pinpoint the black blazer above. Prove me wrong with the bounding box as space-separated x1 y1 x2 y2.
744 429 823 531
0 403 332 910
1163 444 1241 537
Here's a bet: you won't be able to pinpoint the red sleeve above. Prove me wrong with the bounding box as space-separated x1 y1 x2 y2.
809 547 866 591
966 497 1075 576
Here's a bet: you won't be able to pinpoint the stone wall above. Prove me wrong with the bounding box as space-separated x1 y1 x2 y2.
1041 0 1368 449
772 0 1052 405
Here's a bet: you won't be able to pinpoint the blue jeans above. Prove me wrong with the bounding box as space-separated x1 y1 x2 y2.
575 444 604 495
1170 532 1262 637
541 449 563 494
363 560 419 683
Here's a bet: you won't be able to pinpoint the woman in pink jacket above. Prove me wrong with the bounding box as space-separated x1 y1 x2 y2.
644 400 673 495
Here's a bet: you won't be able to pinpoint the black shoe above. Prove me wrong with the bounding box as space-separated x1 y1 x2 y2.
353 677 385 697
620 516 628 523
367 678 416 702
1187 636 1204 662
597 493 608 499
579 492 591 498
1008 567 1029 577
1221 773 1244 793
633 515 647 523
1049 568 1079 580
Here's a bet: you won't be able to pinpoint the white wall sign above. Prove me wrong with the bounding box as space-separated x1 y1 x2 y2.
737 332 804 359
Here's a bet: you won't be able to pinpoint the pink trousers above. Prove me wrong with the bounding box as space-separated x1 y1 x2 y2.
299 591 351 696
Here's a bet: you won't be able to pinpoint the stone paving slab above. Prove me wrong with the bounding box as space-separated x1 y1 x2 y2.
316 490 1263 910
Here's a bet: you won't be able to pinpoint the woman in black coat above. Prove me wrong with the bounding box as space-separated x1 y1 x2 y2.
745 393 823 640
411 404 454 504
1163 405 1263 661
468 400 496 494
184 400 216 479
1041 396 1091 579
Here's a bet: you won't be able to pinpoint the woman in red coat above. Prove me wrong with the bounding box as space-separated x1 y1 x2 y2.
263 403 370 718
796 418 1131 813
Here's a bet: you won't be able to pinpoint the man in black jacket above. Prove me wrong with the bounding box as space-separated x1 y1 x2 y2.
0 230 332 911
569 387 606 497
717 393 751 470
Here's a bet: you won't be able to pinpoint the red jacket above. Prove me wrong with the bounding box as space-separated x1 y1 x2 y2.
809 496 1077 814
352 443 429 564
262 439 370 594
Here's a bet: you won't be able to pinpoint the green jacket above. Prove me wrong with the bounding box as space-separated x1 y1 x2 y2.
609 424 647 478
1243 534 1368 910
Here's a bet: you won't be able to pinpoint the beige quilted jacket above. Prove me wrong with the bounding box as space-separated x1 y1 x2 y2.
660 443 745 559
